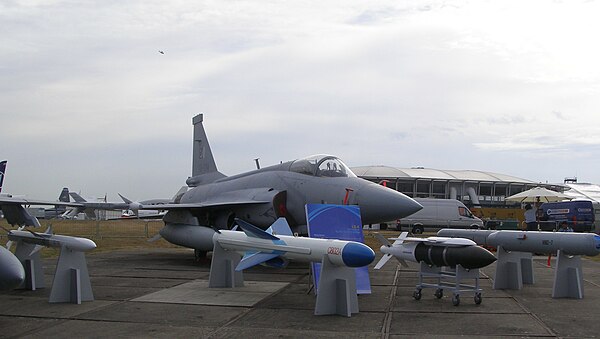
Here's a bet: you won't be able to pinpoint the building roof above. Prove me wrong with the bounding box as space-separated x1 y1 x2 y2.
351 165 538 184
563 183 600 204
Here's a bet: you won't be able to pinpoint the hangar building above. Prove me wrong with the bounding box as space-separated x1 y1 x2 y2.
351 165 564 208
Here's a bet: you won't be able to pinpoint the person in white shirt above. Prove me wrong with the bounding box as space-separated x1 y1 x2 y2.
524 203 537 231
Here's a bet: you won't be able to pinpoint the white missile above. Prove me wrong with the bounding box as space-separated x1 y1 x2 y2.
0 246 25 290
214 218 375 270
374 232 497 270
437 229 600 256
7 229 96 252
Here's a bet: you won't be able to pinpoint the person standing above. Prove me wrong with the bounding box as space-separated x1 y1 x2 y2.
524 203 537 231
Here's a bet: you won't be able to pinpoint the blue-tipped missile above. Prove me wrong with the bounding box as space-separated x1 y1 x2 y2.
214 218 375 271
437 229 600 256
0 246 25 290
374 232 497 270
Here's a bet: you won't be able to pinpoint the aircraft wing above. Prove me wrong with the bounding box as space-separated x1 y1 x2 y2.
136 188 282 211
0 196 84 208
136 200 272 210
0 194 272 211
0 197 85 227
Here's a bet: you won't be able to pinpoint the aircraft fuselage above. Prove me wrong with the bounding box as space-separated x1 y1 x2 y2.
180 160 421 234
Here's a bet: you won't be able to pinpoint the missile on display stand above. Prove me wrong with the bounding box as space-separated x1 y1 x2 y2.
7 229 97 252
374 232 497 270
436 229 600 298
436 229 600 256
213 218 375 271
208 217 376 317
3 226 96 303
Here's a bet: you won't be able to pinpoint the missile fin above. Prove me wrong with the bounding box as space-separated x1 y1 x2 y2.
391 238 405 246
236 252 280 271
387 232 409 244
27 229 50 238
235 218 279 240
29 244 44 256
266 218 293 236
374 233 392 247
374 253 393 269
118 193 133 204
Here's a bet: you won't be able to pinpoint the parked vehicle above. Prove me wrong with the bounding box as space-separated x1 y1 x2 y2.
396 198 484 234
540 200 595 232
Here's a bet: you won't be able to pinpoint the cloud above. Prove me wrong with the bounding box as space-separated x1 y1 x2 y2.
2 0 600 199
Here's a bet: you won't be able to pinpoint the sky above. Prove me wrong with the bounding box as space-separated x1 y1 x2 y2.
2 0 600 201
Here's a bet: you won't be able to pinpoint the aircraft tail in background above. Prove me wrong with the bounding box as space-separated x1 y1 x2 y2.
58 187 70 202
185 114 226 187
0 160 6 193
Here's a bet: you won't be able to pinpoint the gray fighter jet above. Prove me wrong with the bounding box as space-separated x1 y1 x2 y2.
140 115 422 257
0 115 422 259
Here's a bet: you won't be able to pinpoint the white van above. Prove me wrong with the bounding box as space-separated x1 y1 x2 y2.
397 198 484 234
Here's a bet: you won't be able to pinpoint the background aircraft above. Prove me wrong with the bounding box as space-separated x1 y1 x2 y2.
42 188 71 219
116 186 187 219
0 162 70 220
0 160 6 194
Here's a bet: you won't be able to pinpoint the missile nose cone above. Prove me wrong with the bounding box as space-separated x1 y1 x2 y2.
81 238 97 251
65 237 97 252
460 246 497 269
594 235 600 255
342 242 376 267
357 183 422 224
0 247 25 290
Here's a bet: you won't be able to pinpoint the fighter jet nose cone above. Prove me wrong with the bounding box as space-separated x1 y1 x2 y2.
357 183 422 224
404 196 423 215
342 243 376 267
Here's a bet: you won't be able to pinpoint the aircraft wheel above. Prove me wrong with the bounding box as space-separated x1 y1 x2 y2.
474 293 482 305
413 289 422 300
452 294 460 306
194 249 207 261
412 225 424 234
434 288 443 299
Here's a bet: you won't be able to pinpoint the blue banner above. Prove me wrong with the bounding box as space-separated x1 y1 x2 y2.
306 204 372 294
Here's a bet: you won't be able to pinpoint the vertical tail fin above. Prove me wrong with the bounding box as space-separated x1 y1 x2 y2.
0 160 6 193
69 192 87 203
191 114 218 177
58 187 70 202
185 114 226 187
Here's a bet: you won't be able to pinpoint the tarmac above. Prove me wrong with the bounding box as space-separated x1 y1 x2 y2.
2 247 600 338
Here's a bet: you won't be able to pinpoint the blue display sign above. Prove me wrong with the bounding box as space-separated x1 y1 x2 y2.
306 204 372 294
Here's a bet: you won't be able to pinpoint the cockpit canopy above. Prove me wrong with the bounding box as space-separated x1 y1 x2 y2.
289 155 357 178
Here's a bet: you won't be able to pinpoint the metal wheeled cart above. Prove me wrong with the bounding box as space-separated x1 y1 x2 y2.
412 262 482 306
